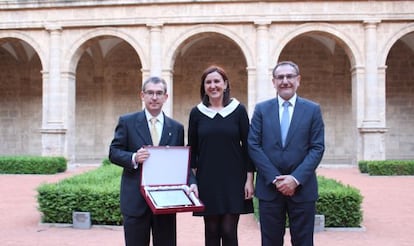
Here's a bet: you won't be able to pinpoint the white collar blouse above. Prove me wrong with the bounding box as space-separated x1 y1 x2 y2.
196 98 240 119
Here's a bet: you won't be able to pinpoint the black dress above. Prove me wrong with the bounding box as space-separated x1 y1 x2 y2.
188 99 254 216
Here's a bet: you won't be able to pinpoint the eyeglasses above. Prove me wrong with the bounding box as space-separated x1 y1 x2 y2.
274 74 298 81
144 90 165 98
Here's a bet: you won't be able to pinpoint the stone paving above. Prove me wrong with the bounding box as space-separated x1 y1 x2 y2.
1 165 413 245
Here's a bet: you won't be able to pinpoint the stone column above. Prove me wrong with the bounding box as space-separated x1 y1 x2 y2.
162 69 173 117
358 20 387 161
141 68 151 110
41 25 67 158
61 71 76 162
255 21 271 103
246 66 256 117
351 65 365 164
147 23 163 77
362 21 380 125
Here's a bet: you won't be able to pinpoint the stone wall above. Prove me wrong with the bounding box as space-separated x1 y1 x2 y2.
0 0 413 164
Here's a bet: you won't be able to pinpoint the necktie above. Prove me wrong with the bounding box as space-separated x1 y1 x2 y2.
150 117 159 146
280 101 290 147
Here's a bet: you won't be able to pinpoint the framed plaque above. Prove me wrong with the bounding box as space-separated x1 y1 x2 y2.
140 146 204 214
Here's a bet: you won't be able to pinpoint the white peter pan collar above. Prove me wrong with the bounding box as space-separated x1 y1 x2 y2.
197 98 240 119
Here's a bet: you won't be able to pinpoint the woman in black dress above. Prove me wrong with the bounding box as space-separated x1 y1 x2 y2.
188 65 254 246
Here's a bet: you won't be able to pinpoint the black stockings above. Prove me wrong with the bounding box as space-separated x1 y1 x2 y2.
204 214 240 246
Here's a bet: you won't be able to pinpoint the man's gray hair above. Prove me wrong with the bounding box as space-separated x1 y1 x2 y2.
272 61 300 78
142 76 168 93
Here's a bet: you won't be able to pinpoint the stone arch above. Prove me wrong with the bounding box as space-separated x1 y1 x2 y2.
168 25 250 139
72 32 143 161
274 23 357 164
272 23 360 67
379 22 414 66
0 31 44 156
165 24 254 70
63 27 148 73
383 23 414 160
0 31 46 69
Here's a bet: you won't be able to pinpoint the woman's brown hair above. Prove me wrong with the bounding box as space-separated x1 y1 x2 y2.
200 65 231 107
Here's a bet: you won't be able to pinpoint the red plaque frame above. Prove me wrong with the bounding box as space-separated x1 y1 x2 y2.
140 146 204 214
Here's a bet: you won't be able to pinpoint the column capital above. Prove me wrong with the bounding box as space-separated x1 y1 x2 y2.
358 126 388 133
162 68 174 74
44 23 62 32
350 65 364 73
61 71 76 80
141 68 150 75
254 20 271 27
40 127 67 134
146 22 164 28
363 19 381 27
246 66 257 73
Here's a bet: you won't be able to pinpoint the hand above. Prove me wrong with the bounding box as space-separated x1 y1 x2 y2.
244 172 255 199
275 175 298 196
135 147 150 164
188 184 199 198
244 182 254 199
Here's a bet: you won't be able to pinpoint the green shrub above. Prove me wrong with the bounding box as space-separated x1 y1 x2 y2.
102 158 112 166
358 160 414 175
0 156 66 174
39 162 362 227
358 160 369 173
317 176 363 227
37 164 123 225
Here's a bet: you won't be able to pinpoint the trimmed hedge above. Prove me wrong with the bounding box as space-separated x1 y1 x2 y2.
38 163 362 227
358 160 369 174
317 176 363 227
0 156 67 174
37 164 122 225
358 160 414 175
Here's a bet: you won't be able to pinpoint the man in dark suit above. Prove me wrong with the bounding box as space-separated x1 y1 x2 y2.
248 61 325 246
109 76 197 246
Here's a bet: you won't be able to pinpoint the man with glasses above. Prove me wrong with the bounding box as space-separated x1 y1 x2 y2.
109 76 197 246
248 61 325 246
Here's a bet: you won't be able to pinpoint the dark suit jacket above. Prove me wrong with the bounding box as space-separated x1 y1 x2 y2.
109 110 188 216
248 96 325 202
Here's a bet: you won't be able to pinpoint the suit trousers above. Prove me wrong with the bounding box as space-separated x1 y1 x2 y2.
123 210 177 246
258 197 316 246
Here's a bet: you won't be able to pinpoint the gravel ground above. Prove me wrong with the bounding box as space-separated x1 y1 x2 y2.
1 165 413 246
